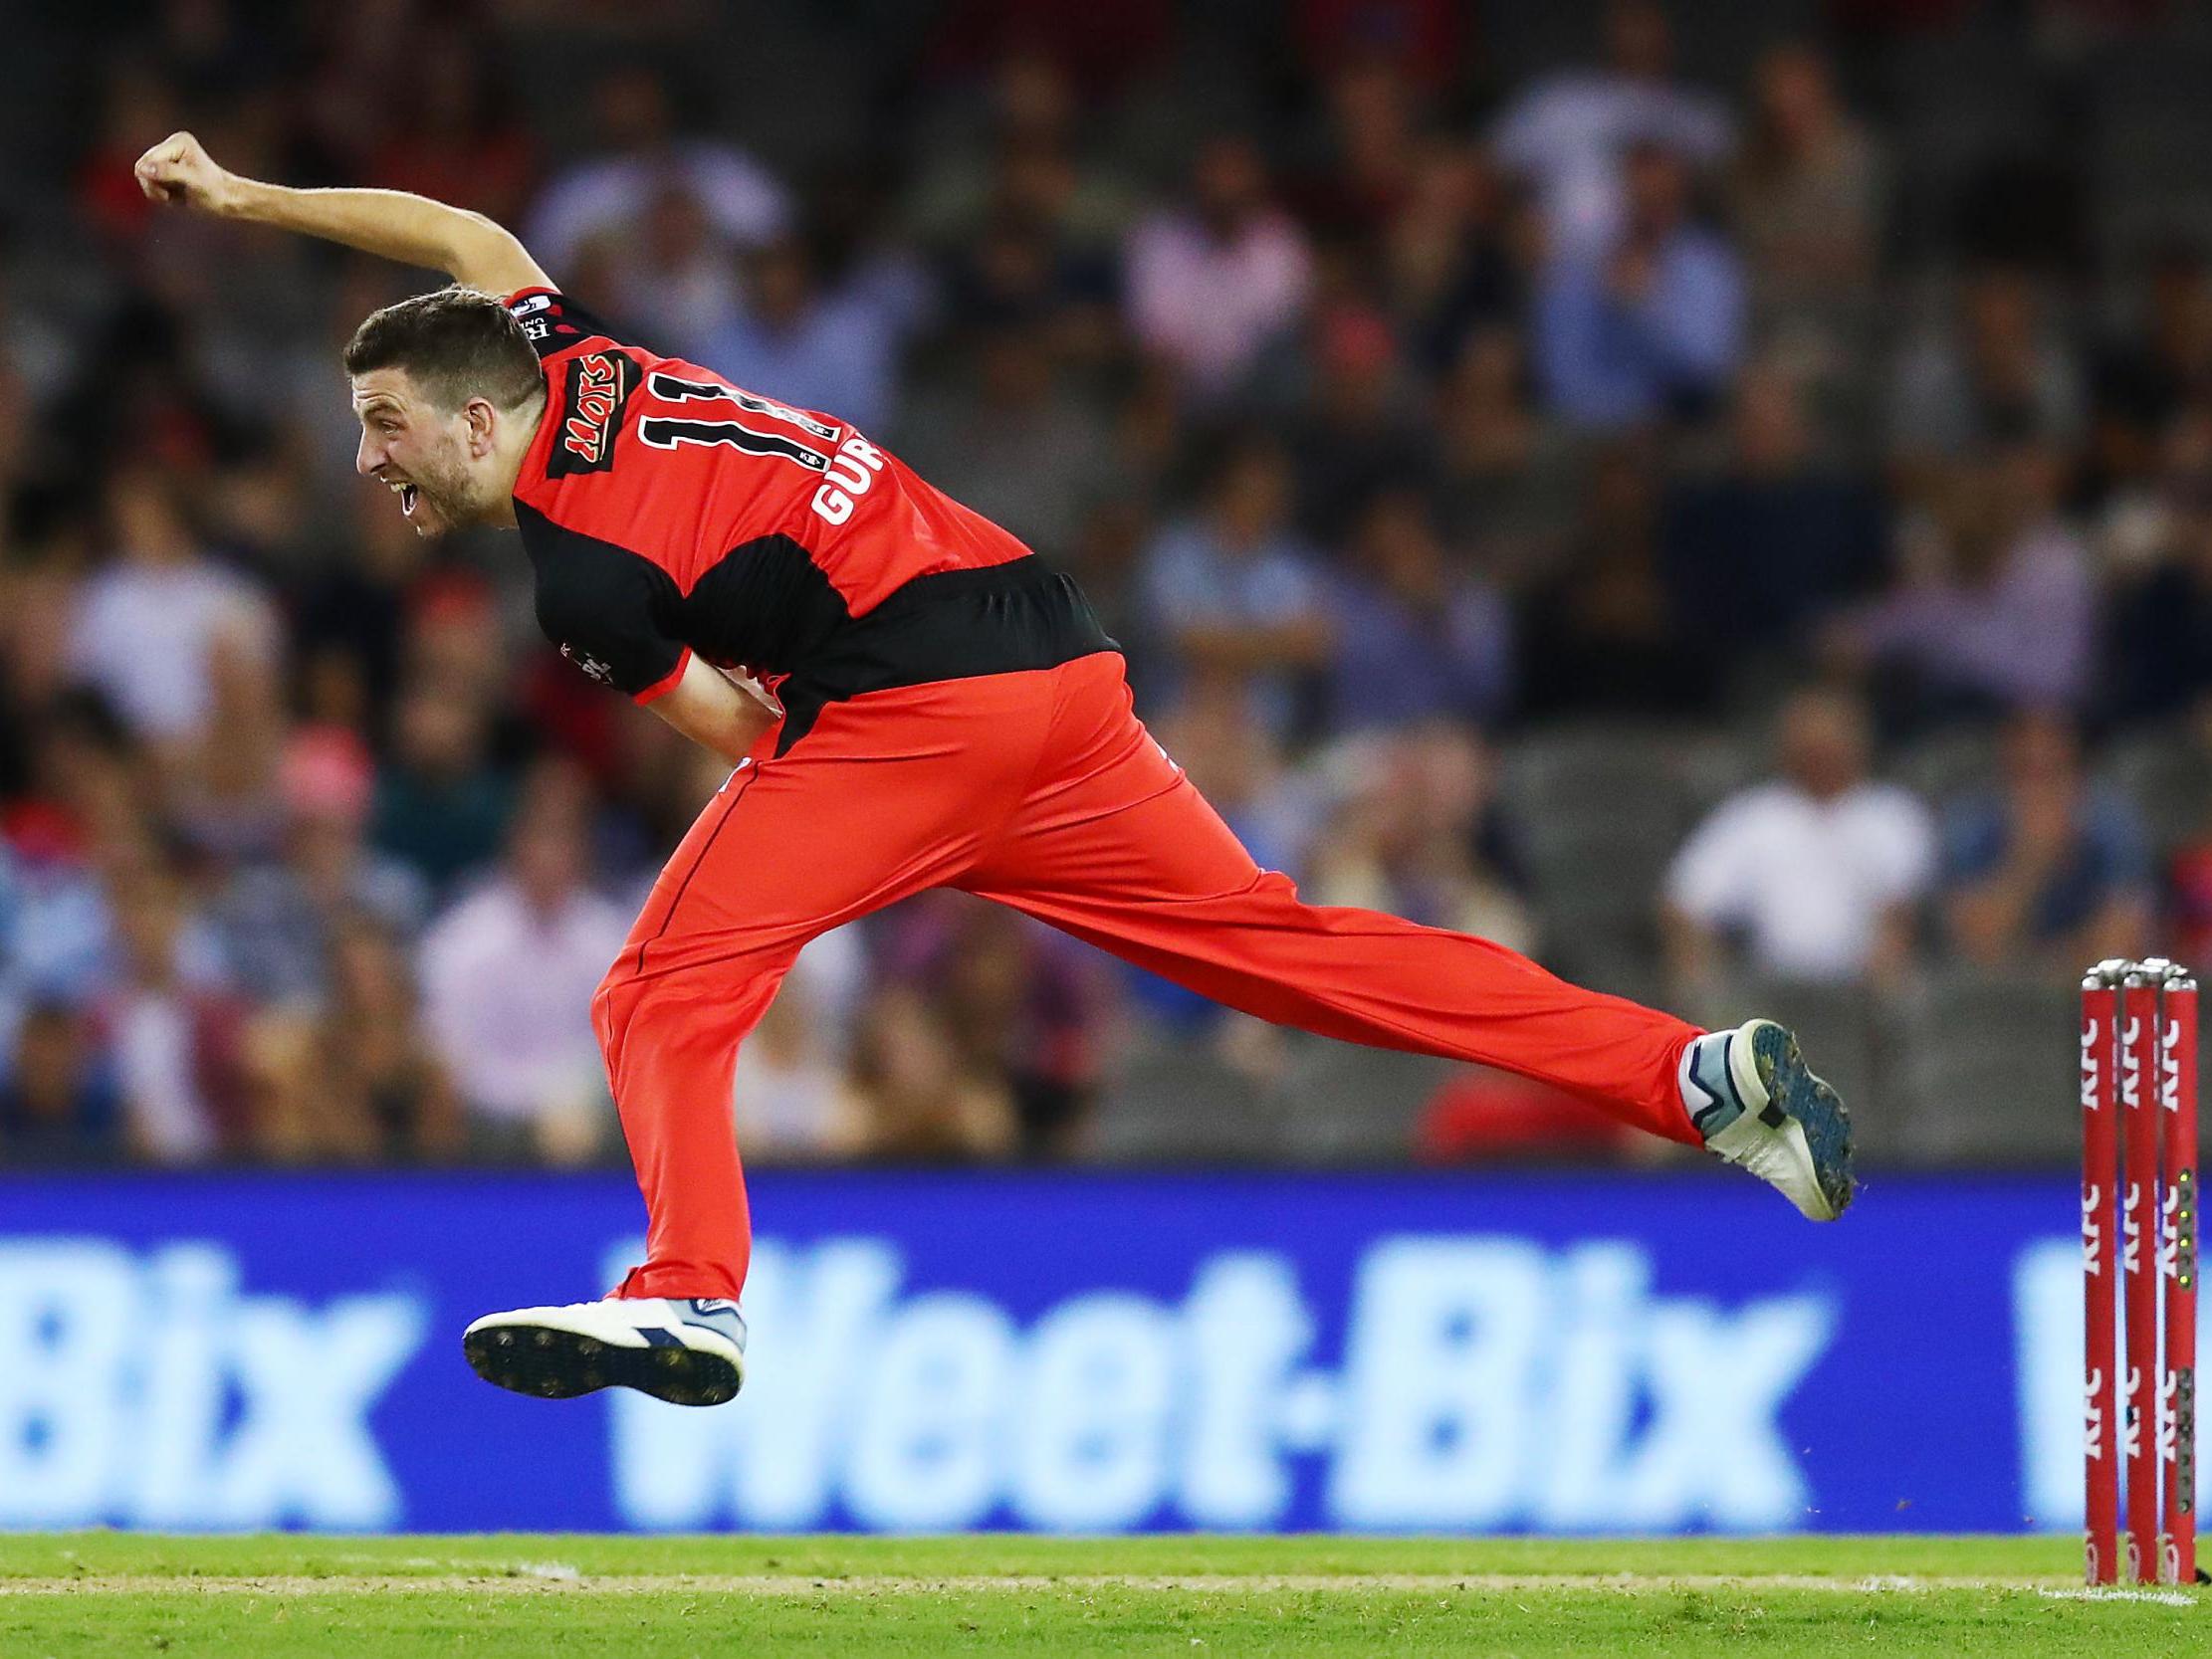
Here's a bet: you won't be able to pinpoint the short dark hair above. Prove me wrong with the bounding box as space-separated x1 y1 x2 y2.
342 287 545 414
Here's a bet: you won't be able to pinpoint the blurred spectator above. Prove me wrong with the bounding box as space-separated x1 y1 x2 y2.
1380 146 1522 379
906 51 1132 272
1124 134 1314 398
1729 46 1882 344
1519 445 1715 717
600 180 748 355
2091 243 2212 494
213 729 428 1007
1532 142 1745 430
66 469 277 747
1283 305 1428 541
843 984 1016 1161
1429 328 1579 592
256 925 460 1167
696 236 904 432
1833 443 2095 726
417 768 628 1162
1490 0 1731 260
363 25 537 227
892 322 1117 556
1308 724 1534 955
1327 489 1513 733
525 66 786 276
1941 710 2153 971
1662 687 1935 989
372 681 515 895
2106 478 2212 725
1889 269 2084 468
1292 60 1426 245
1136 437 1330 739
98 852 246 1163
0 1000 121 1163
731 929 868 1161
1659 365 1886 661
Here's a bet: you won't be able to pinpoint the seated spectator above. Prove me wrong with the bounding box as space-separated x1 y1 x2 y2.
1662 687 1935 989
1532 141 1745 430
321 918 463 1161
1941 710 2153 972
1430 327 1579 592
1490 0 1732 260
0 999 121 1163
1519 444 1717 718
1282 305 1429 542
730 927 868 1162
1832 441 2094 726
65 468 278 751
1136 437 1330 740
2092 242 2212 491
96 852 247 1164
1308 722 1534 955
214 728 428 1007
891 320 1118 557
1327 489 1512 733
525 65 786 277
1379 144 1521 379
694 235 904 432
417 767 630 1163
1888 268 2083 473
1659 365 1886 662
1729 45 1882 343
842 985 1016 1162
1123 133 1314 399
372 681 515 897
2105 477 2212 725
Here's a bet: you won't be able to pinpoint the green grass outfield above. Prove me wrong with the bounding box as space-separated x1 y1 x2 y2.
0 1534 2201 1657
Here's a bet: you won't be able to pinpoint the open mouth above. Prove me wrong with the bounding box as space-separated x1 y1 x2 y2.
399 483 419 518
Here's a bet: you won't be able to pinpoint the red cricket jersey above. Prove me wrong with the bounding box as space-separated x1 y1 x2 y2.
504 287 1111 748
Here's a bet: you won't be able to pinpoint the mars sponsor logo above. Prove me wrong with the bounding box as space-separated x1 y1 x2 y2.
550 350 634 477
608 1236 1834 1533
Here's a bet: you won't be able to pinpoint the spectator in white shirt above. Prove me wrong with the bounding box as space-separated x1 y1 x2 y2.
67 468 277 747
524 66 786 278
1490 0 1732 264
418 766 630 1163
1662 688 1935 988
1124 134 1313 399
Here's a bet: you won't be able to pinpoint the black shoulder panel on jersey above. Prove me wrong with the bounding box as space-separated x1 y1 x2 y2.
516 501 687 699
506 289 628 361
546 348 640 478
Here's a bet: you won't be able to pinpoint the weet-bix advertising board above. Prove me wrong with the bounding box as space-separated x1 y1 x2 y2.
0 1170 2135 1534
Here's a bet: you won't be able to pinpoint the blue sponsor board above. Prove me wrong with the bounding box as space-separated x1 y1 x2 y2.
0 1170 2108 1534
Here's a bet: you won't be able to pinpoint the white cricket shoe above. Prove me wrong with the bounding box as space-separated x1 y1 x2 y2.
463 1297 747 1406
1683 1018 1856 1221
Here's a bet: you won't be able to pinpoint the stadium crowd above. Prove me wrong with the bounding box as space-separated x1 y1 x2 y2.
5 0 2212 1167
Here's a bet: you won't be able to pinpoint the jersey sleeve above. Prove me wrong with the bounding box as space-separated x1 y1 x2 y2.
504 286 626 363
524 508 692 705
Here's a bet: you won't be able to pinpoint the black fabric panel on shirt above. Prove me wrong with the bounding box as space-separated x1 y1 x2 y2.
517 501 688 698
684 533 854 678
773 557 1117 754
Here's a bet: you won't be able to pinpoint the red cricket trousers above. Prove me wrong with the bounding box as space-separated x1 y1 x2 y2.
593 652 1702 1301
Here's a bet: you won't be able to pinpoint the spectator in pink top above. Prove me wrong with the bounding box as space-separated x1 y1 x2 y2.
1124 135 1313 399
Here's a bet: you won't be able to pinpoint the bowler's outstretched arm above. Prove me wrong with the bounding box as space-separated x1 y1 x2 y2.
133 129 551 295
